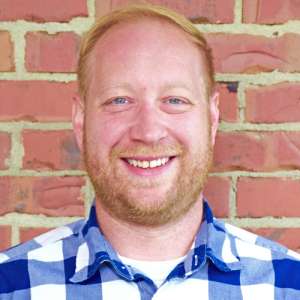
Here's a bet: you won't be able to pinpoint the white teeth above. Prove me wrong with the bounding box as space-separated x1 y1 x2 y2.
126 157 170 169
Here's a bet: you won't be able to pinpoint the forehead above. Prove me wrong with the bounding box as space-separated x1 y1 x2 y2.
87 18 207 95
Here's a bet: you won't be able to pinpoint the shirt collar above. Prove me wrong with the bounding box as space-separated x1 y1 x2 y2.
70 200 241 283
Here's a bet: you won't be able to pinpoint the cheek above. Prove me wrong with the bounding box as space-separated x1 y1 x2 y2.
85 113 130 152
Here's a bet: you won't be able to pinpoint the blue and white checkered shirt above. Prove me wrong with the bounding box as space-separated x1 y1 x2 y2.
1 200 300 299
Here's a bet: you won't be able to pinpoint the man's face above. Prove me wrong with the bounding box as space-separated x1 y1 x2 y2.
73 19 219 226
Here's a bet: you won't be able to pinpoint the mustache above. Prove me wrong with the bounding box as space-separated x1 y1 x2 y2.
111 143 184 158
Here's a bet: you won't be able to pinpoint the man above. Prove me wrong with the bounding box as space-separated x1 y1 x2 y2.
0 4 299 300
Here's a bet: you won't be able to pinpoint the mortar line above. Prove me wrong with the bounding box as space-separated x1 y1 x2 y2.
234 0 243 24
1 20 300 36
0 215 81 227
219 122 300 131
0 122 72 131
0 170 86 176
225 218 300 228
9 130 24 171
9 27 26 77
10 224 20 246
237 81 246 122
210 170 300 178
87 0 96 20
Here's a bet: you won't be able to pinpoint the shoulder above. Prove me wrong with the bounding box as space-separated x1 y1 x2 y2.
0 218 85 265
0 219 85 295
215 219 300 291
219 220 300 261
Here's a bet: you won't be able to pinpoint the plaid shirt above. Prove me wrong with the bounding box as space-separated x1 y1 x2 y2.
1 200 300 300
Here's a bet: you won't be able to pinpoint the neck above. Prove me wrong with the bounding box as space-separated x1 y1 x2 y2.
95 196 204 261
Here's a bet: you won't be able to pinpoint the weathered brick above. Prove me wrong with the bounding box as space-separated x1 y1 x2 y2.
237 177 300 217
0 31 14 71
95 0 235 23
0 226 11 251
216 82 238 122
249 228 300 252
213 131 300 172
0 176 85 217
0 132 10 170
0 0 88 22
213 132 265 172
206 33 300 73
0 177 10 215
20 227 52 243
23 130 82 171
26 32 80 73
204 176 230 217
245 83 300 123
243 0 300 24
0 81 76 122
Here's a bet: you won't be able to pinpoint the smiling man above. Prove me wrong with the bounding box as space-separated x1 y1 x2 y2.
1 4 300 300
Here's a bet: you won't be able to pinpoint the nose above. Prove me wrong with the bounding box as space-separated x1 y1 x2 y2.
129 102 168 144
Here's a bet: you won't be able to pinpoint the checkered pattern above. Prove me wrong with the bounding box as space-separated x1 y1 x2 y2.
1 200 300 300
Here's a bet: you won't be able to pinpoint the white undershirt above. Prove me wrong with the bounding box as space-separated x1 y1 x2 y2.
118 255 186 287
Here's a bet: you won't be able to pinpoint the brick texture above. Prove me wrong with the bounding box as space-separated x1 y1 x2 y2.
0 226 11 251
0 31 14 71
216 82 238 122
0 0 88 22
245 83 300 123
206 33 300 73
237 178 300 217
22 130 82 171
0 176 85 217
214 132 300 172
95 0 235 23
204 176 230 217
0 0 299 251
26 32 80 73
0 133 10 170
20 227 52 243
243 0 300 24
0 81 76 122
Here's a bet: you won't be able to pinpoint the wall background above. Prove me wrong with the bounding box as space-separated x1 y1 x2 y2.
0 0 300 251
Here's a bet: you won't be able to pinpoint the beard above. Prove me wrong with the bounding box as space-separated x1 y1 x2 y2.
84 133 213 227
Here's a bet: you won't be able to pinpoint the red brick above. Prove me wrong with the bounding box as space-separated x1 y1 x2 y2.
20 227 52 243
203 176 230 217
0 81 76 122
237 177 300 217
206 33 300 73
0 176 85 217
216 82 238 122
0 0 88 22
213 132 265 172
25 32 80 73
0 31 14 71
245 83 300 123
0 132 10 170
0 226 11 251
214 131 300 172
243 0 300 24
96 0 235 23
249 228 300 252
0 177 10 215
23 130 82 171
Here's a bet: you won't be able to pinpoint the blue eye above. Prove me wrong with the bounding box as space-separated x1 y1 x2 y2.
111 97 128 105
167 97 185 105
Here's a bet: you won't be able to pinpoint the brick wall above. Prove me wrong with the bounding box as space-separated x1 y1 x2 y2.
0 0 300 251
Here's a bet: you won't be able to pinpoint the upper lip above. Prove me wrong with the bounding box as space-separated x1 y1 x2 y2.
122 156 175 161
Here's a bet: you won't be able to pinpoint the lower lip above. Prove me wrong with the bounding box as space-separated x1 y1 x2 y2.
121 158 175 176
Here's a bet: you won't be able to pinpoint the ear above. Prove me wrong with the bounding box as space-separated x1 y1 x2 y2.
209 91 219 146
72 94 85 152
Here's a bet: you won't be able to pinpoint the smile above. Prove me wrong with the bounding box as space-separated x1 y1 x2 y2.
125 157 170 169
